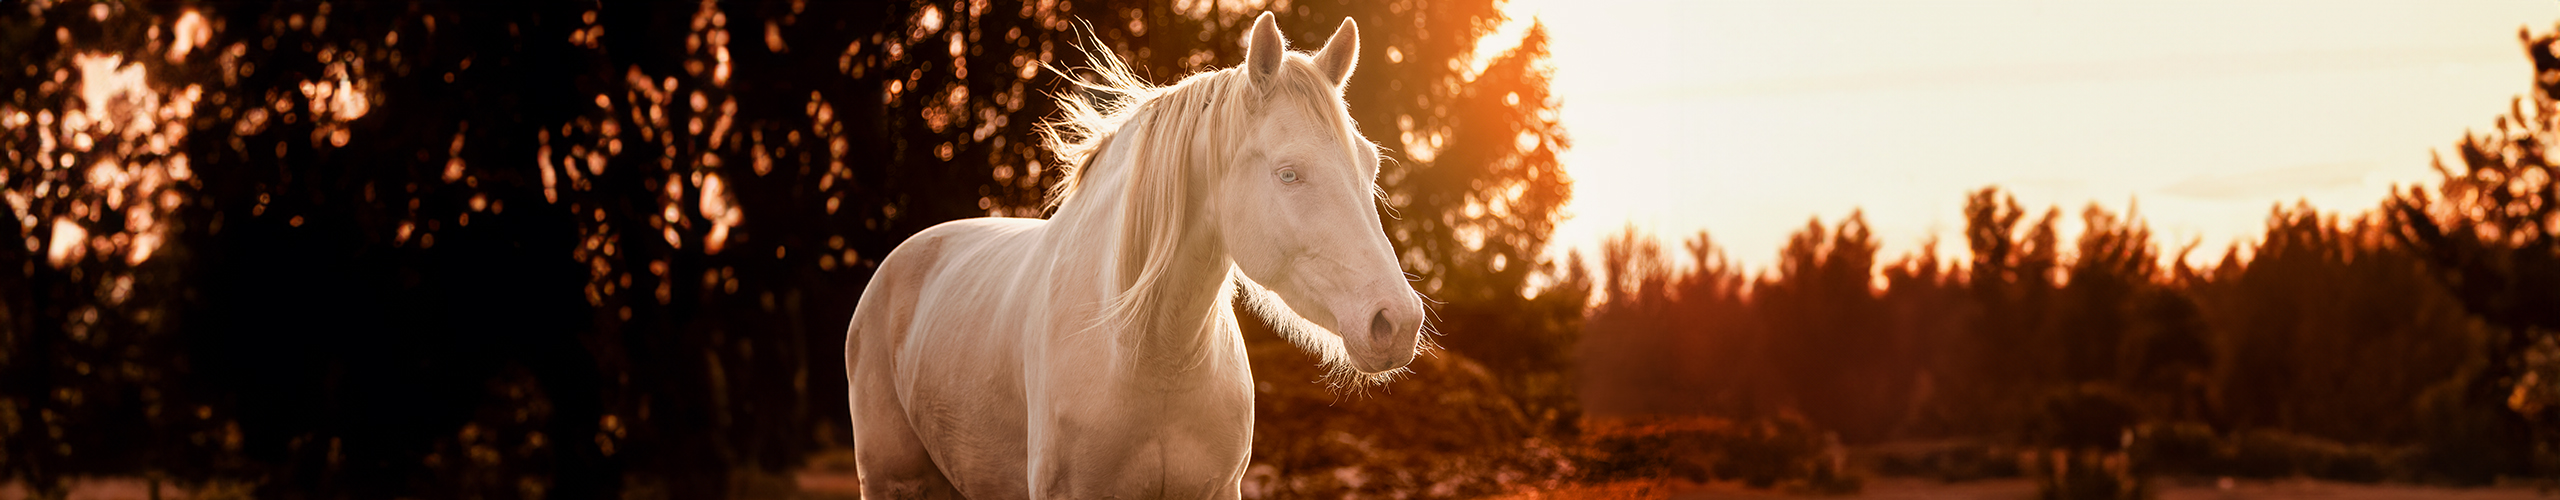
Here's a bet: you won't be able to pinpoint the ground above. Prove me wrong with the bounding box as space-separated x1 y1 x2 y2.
1486 478 2554 500
3 473 2550 499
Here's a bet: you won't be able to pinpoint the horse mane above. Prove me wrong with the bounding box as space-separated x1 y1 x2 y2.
1037 35 1340 211
1039 33 1408 389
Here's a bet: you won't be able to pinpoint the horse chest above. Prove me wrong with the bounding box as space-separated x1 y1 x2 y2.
1027 332 1256 496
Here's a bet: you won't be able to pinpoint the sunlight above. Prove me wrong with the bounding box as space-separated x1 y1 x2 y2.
168 10 209 62
46 216 85 266
1469 0 1542 78
1517 0 2558 272
43 49 201 269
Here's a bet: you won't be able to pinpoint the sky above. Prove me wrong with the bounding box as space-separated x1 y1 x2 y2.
1499 0 2560 273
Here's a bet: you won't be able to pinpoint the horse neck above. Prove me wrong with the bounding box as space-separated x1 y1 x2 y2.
1050 112 1237 379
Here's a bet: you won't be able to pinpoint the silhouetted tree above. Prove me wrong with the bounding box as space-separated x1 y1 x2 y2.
1952 187 2063 434
2388 23 2560 481
1582 226 1761 418
2057 203 2155 384
1880 236 1967 438
2195 206 2477 445
1757 213 1906 442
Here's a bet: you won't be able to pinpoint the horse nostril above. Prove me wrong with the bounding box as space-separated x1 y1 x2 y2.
1369 310 1392 342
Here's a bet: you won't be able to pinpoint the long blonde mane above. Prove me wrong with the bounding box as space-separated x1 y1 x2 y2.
1037 37 1342 211
1039 36 1407 389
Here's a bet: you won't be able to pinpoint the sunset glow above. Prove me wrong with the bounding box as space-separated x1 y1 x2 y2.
12 2 2560 495
1516 0 2559 270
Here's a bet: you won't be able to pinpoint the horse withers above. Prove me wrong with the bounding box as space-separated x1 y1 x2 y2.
843 12 1424 499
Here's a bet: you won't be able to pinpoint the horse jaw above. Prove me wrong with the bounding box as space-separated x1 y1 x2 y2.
1233 272 1421 387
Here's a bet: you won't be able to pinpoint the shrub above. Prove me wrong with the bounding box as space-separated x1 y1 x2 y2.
2128 421 2220 477
2034 449 2149 500
1867 441 2028 482
1579 415 1862 493
2030 384 2144 451
2126 423 2407 483
2224 430 2399 482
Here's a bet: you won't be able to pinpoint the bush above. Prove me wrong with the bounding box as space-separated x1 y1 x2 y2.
1580 415 1862 493
2034 450 2149 500
2126 423 2407 483
2411 374 2532 485
2224 430 2399 482
2030 384 2144 451
2128 421 2220 477
1867 441 2029 482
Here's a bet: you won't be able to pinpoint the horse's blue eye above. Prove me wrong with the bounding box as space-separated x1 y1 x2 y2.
1277 168 1300 184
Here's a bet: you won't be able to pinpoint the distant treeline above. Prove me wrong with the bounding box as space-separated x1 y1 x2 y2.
1581 26 2560 483
1585 194 2498 472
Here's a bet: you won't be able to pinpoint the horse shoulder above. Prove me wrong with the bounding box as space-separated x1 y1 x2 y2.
873 217 1067 496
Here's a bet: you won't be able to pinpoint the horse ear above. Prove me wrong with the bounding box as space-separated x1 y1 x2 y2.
1312 18 1358 88
1245 12 1286 83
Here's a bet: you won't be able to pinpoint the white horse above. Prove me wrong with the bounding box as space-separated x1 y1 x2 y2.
843 13 1424 499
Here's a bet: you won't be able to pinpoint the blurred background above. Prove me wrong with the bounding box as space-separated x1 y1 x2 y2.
2 0 2559 499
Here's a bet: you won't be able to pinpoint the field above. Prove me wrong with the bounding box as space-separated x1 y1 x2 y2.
1495 478 2551 500
6 471 2548 500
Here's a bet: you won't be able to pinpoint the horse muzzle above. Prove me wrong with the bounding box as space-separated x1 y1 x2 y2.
1337 290 1421 374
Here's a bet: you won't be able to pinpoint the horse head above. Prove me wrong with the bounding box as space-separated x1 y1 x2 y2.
1218 13 1425 377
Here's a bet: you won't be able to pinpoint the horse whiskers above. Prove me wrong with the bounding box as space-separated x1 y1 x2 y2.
1232 274 1416 395
1314 350 1410 393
